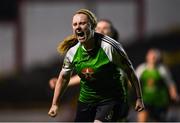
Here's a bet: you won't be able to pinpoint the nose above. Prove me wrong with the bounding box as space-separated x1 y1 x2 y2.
75 25 82 32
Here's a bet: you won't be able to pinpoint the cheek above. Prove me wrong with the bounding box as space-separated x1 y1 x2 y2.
83 25 91 34
96 27 104 33
72 27 76 32
106 29 112 35
104 30 109 35
85 23 92 31
85 28 93 39
72 29 76 34
95 28 100 33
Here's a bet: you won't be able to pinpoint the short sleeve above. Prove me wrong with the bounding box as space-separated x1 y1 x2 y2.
135 63 146 79
61 50 74 77
111 43 133 70
158 64 175 86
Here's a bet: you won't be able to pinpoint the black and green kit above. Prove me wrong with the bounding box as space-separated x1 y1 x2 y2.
61 33 132 104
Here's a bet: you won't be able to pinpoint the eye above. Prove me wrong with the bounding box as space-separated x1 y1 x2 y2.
72 23 77 27
80 22 86 26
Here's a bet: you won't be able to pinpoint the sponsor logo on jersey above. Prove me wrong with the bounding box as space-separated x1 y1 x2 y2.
105 110 114 121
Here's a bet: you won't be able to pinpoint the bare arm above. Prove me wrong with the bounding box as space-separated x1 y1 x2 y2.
52 72 70 105
68 75 80 86
126 67 143 99
48 41 77 117
122 61 144 112
169 83 179 101
159 65 179 101
112 44 144 112
48 71 71 117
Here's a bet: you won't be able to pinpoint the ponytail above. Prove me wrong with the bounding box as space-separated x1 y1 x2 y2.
57 35 78 55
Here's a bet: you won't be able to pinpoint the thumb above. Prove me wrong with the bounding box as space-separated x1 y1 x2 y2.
48 110 57 117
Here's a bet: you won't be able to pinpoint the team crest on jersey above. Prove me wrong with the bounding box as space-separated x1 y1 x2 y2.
81 67 94 80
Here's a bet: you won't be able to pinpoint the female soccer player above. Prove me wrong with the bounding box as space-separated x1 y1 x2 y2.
48 19 120 88
136 48 179 122
48 9 144 122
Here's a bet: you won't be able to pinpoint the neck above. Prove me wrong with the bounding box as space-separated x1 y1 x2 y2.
83 32 95 50
147 63 156 69
83 38 95 50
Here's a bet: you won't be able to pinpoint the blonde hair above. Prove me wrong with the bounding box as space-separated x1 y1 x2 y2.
57 9 97 55
76 9 97 29
57 34 78 55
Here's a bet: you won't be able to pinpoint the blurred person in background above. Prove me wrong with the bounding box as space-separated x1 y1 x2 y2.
95 19 119 41
136 48 179 122
48 8 144 122
48 19 130 121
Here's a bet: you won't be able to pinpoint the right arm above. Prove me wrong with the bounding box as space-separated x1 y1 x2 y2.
48 74 80 117
48 70 71 117
52 71 71 106
48 50 74 117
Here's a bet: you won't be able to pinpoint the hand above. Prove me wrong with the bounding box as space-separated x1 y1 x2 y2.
48 104 58 117
49 77 58 90
135 98 144 112
169 86 180 102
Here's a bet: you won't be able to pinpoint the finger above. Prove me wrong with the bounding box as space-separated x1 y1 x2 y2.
48 111 57 117
135 105 139 111
136 106 144 112
137 107 143 112
135 105 141 112
49 113 56 117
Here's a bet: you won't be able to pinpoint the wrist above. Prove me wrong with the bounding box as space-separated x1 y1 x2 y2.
52 103 58 106
137 96 142 99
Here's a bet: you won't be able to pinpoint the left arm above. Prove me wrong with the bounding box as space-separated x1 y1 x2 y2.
159 65 179 101
112 44 144 112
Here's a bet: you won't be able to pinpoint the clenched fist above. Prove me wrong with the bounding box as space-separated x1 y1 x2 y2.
135 98 144 112
48 104 58 117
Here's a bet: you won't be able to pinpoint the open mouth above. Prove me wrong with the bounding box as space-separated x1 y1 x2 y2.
77 32 85 37
76 32 85 40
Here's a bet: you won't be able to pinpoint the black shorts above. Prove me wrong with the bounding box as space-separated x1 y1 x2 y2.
75 99 128 122
144 104 168 121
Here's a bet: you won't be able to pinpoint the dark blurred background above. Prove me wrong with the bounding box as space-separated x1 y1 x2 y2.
0 0 180 122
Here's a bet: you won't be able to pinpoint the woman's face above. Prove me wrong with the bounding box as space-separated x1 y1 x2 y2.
146 50 159 64
72 13 93 44
95 21 112 37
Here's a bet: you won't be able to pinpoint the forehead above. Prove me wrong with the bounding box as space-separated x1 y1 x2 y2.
97 21 111 27
72 13 89 23
147 50 157 56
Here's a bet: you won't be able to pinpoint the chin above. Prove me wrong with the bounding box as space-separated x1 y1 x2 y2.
77 37 87 43
80 40 88 44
